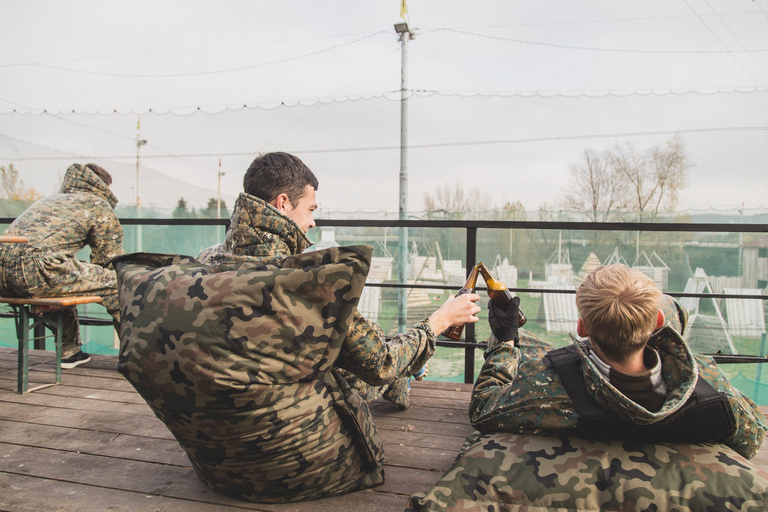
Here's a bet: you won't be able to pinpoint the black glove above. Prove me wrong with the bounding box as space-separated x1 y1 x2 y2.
488 296 520 343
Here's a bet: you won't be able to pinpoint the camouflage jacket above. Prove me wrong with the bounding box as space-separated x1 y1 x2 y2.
115 248 385 503
0 164 124 293
469 295 767 459
199 192 437 387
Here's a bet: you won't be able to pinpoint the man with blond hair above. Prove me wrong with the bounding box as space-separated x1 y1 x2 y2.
469 264 766 459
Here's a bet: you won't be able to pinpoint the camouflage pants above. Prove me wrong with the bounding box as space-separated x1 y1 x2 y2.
1 255 119 357
336 369 413 408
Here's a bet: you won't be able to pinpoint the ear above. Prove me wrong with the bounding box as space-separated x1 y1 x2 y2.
577 318 589 338
655 309 665 331
270 193 290 212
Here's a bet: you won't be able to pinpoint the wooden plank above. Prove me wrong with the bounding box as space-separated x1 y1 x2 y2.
379 428 470 451
0 371 137 394
0 419 447 501
0 410 460 476
14 381 147 405
0 401 175 440
368 402 472 436
0 473 262 512
374 414 476 438
0 444 410 511
376 465 445 495
0 296 102 307
0 419 188 466
0 385 157 416
0 235 29 243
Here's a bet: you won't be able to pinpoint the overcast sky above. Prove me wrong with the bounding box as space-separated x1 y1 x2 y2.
1 1 766 214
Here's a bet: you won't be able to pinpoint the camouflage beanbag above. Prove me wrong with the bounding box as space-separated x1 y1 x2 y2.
114 246 386 503
407 432 768 511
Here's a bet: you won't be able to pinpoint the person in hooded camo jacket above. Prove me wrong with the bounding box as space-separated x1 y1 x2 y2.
0 163 124 368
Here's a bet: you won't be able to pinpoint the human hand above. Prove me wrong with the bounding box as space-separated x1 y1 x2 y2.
488 296 520 343
428 293 482 335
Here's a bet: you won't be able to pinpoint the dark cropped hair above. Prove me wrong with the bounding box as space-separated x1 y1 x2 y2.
85 163 112 186
243 152 318 205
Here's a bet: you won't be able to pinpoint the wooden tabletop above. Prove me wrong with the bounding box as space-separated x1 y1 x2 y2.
0 235 29 243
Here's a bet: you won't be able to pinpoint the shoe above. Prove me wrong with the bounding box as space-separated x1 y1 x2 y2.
61 351 91 369
382 377 411 410
412 363 429 381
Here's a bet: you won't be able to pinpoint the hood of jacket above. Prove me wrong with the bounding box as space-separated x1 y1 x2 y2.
574 325 699 426
222 192 313 261
59 164 119 208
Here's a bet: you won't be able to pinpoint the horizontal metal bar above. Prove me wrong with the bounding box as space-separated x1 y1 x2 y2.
365 282 766 301
313 219 768 233
710 355 768 364
3 218 766 233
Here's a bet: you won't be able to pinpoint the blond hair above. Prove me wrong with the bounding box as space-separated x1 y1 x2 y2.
576 264 662 363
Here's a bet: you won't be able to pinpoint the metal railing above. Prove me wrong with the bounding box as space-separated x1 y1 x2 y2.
3 216 767 383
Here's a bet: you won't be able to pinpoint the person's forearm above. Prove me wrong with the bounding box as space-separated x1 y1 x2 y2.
336 311 435 386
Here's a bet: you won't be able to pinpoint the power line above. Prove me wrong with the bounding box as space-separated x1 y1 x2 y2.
30 32 389 78
3 126 765 162
703 0 768 78
443 27 768 54
0 31 382 69
684 0 763 85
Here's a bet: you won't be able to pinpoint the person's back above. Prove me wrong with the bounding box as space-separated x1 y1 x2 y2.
469 264 767 459
114 247 386 503
0 163 124 367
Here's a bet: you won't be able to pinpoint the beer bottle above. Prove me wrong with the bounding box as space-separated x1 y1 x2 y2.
477 262 526 327
441 265 480 341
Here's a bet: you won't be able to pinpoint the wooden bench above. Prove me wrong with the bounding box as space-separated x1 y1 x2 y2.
0 296 103 393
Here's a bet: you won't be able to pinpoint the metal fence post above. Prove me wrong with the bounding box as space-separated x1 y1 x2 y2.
464 227 477 384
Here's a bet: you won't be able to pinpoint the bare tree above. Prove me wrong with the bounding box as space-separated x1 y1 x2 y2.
0 164 41 202
423 181 491 219
610 134 690 220
566 148 627 223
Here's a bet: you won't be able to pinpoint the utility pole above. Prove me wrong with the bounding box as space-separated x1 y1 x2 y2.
136 117 147 208
136 117 147 252
216 158 225 219
395 21 414 334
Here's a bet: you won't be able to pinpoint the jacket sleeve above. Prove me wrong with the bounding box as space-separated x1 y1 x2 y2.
88 204 125 267
334 310 435 386
469 333 576 435
697 355 767 459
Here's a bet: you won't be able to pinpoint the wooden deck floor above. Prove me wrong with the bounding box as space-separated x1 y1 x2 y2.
2 347 768 512
0 347 475 511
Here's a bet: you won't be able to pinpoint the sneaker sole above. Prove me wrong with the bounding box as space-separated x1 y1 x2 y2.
61 357 91 369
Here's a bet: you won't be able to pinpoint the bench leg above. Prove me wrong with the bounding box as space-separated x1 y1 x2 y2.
16 305 29 394
54 309 63 385
14 305 67 394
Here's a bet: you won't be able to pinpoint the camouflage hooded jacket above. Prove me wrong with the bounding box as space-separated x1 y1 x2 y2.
199 192 437 388
469 295 767 459
0 163 124 294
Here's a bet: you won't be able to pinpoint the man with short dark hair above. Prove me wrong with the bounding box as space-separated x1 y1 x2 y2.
469 264 766 459
0 163 124 367
200 151 480 407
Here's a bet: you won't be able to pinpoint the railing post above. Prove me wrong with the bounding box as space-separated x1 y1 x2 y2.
464 227 478 384
754 333 767 403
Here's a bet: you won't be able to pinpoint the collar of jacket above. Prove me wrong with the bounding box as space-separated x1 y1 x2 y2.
570 326 698 424
59 164 119 208
223 192 313 258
